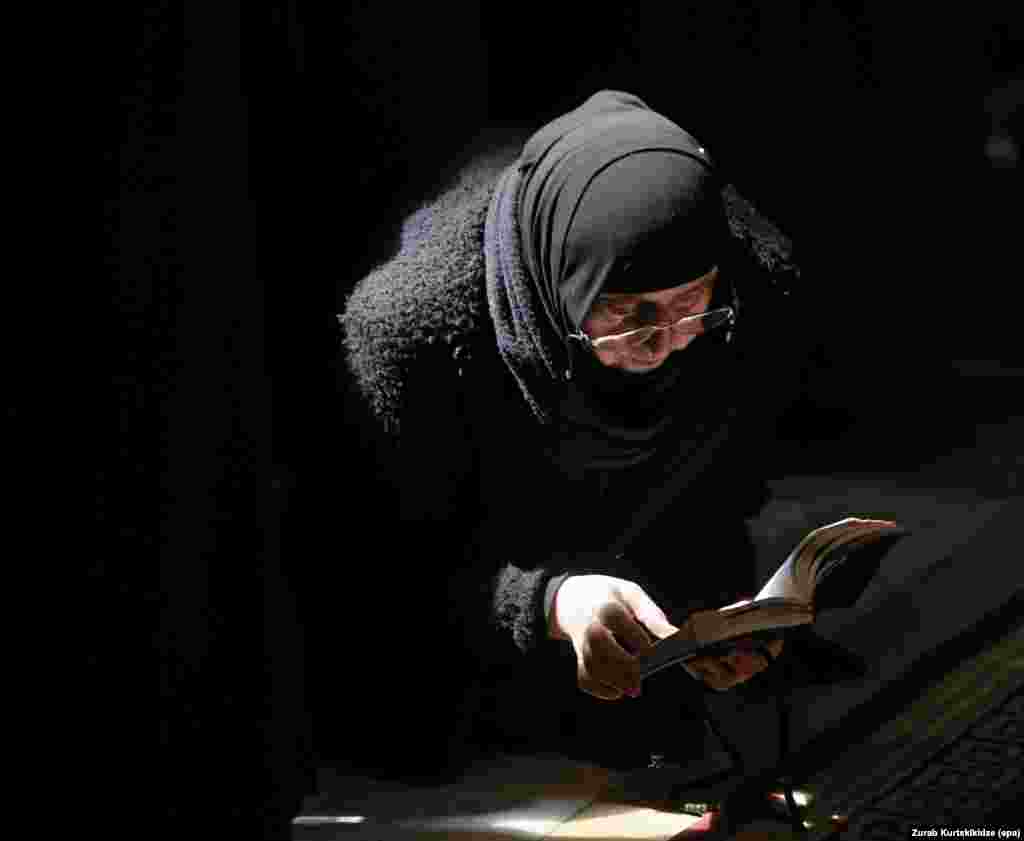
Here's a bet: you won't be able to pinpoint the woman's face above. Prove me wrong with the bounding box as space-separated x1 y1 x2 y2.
580 267 718 373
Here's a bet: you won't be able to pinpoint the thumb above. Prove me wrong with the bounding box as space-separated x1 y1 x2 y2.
621 586 679 642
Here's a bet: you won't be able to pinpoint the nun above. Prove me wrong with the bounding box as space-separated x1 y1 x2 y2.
339 90 805 776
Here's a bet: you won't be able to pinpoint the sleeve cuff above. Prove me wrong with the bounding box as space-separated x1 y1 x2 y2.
542 571 573 634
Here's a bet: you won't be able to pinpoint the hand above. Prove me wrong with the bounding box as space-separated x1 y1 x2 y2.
684 637 785 691
549 575 679 701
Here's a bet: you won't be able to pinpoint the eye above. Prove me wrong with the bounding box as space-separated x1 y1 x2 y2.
668 289 709 316
598 301 635 320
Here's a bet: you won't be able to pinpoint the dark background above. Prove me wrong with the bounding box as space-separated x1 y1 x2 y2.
104 3 1021 837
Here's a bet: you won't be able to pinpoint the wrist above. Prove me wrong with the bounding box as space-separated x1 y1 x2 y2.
544 573 573 640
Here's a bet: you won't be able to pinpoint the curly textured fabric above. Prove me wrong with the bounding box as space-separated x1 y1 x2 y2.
341 144 802 658
492 565 551 653
341 149 511 435
492 557 616 654
343 153 799 437
722 186 799 279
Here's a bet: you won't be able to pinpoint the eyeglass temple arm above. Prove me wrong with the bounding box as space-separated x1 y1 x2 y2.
566 329 593 348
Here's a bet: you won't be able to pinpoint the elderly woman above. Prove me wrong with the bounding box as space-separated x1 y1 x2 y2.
340 90 804 776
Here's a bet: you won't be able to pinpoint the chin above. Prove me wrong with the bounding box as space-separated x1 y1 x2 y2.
621 358 668 374
620 340 694 373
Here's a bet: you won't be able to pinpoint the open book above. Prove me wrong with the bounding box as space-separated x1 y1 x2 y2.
639 517 909 680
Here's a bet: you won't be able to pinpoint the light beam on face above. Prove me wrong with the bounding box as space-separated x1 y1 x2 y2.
582 267 718 373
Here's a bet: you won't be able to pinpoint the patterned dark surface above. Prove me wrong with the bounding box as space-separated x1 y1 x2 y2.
801 626 1024 841
850 690 1022 837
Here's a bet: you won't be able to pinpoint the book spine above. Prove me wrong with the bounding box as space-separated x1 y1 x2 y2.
639 628 701 679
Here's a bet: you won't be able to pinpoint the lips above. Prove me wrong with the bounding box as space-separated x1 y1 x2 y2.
625 357 667 372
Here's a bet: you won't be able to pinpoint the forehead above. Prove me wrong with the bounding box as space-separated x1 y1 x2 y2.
598 266 718 304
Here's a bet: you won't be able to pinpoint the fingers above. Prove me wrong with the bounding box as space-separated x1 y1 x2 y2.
692 651 770 688
576 665 624 701
687 655 741 691
597 600 653 655
724 648 765 680
618 583 679 641
563 578 686 701
577 622 642 701
688 640 784 691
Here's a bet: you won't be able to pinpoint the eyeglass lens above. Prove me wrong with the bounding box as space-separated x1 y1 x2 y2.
598 307 733 348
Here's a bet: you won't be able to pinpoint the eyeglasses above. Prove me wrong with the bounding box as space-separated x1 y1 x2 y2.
568 306 736 352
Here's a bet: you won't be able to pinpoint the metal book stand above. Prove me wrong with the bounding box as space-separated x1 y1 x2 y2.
665 644 809 835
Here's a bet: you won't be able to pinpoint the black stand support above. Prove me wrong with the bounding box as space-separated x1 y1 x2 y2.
668 644 808 835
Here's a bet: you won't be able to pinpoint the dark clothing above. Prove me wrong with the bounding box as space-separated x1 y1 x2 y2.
338 141 807 774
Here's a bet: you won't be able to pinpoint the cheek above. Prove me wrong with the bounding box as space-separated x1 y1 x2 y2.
594 346 629 368
593 334 693 370
671 333 696 351
635 332 693 357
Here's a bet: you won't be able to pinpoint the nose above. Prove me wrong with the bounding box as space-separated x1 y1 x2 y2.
639 327 673 359
646 325 698 360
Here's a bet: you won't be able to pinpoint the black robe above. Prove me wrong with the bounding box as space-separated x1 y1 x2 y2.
335 146 807 775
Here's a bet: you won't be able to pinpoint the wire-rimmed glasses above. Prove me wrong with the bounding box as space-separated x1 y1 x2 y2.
568 306 736 352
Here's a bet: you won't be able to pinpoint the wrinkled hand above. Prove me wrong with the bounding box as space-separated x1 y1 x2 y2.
684 636 785 692
550 578 785 698
549 575 678 700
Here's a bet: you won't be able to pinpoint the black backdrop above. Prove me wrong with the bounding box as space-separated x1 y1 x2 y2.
105 3 1021 838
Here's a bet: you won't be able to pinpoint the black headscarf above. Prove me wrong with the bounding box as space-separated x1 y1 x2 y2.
485 91 738 499
516 91 727 334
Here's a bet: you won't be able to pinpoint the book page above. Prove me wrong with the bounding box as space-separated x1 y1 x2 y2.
756 517 904 603
690 599 813 646
640 518 905 680
755 551 805 601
